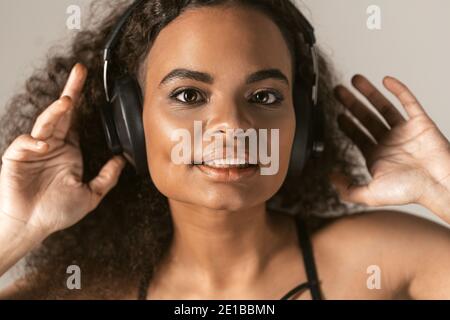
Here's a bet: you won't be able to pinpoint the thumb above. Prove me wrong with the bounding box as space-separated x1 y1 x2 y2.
329 171 372 206
88 155 127 210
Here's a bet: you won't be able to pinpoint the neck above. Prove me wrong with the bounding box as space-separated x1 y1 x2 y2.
163 200 293 290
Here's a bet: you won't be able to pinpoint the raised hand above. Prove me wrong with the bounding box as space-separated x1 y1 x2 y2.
331 74 450 222
0 63 126 239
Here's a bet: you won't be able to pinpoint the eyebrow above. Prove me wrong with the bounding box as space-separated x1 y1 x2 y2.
158 68 289 87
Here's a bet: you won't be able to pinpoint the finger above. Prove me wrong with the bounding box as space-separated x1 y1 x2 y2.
338 113 376 162
57 63 88 141
60 63 88 104
329 172 373 206
31 96 73 141
88 156 127 208
351 74 406 127
334 85 389 141
382 76 428 119
2 134 49 162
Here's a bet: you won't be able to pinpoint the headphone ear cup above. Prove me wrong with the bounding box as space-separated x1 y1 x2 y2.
100 101 122 155
109 75 149 177
288 82 313 179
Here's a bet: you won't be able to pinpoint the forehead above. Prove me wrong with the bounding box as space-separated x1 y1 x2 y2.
144 5 293 84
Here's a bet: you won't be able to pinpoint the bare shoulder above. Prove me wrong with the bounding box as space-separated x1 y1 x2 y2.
315 209 450 256
316 209 450 243
311 210 450 299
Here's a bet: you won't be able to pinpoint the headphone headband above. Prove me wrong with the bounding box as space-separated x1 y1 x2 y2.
102 0 320 105
103 0 145 102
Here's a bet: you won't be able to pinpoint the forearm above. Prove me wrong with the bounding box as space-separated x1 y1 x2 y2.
0 214 45 276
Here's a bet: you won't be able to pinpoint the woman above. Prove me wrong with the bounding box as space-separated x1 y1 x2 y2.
0 0 449 300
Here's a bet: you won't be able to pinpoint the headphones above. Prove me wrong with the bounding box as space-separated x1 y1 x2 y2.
100 0 325 179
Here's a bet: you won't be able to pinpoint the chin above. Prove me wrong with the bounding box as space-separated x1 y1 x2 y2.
194 183 277 212
195 199 260 212
152 162 283 211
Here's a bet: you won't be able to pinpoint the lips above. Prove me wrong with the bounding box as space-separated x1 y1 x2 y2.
199 149 257 164
193 157 259 182
191 148 260 182
194 162 259 182
201 158 255 168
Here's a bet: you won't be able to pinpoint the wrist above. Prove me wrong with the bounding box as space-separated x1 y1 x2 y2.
0 212 48 247
0 214 47 276
417 179 450 224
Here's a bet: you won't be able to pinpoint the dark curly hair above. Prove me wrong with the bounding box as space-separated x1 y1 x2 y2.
0 0 367 299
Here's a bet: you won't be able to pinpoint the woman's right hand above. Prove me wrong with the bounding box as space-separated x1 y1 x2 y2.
0 63 127 241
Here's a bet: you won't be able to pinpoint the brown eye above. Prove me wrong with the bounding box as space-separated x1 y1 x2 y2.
250 90 284 105
171 88 205 104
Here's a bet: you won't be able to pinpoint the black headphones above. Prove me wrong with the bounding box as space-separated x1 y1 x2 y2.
100 0 325 179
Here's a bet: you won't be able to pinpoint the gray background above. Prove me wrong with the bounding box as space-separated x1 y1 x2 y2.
1 0 449 290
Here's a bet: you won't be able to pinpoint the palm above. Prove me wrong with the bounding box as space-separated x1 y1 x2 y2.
22 139 89 231
0 63 126 237
364 151 429 206
332 74 450 207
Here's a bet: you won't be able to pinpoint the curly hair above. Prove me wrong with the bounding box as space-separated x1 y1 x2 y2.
0 0 367 299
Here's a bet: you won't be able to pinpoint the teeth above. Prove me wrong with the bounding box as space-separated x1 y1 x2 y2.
204 163 250 168
205 159 246 165
202 158 252 168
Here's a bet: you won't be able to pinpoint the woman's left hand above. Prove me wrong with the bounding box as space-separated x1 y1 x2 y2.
331 74 450 223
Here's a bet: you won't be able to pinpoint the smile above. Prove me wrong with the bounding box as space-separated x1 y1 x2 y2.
194 161 259 182
202 158 255 168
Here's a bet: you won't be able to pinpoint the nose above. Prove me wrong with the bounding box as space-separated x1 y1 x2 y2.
204 96 255 135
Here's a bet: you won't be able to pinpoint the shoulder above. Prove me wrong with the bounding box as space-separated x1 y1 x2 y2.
312 209 450 299
316 209 450 253
317 209 449 241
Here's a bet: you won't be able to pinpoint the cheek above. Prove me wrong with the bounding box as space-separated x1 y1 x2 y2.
142 105 188 197
262 105 296 178
263 110 296 194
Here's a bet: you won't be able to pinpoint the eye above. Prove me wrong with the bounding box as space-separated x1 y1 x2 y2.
249 90 284 106
170 88 206 105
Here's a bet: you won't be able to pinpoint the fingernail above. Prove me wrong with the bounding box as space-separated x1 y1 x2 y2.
73 63 86 76
36 141 47 148
60 95 73 105
69 64 78 77
70 63 83 79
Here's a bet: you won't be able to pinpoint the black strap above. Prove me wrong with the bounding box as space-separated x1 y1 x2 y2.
296 217 322 300
279 281 310 300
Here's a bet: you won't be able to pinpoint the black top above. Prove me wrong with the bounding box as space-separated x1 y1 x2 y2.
280 216 322 300
137 216 322 300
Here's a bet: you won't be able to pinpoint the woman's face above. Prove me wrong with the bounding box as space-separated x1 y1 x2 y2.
142 5 296 211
